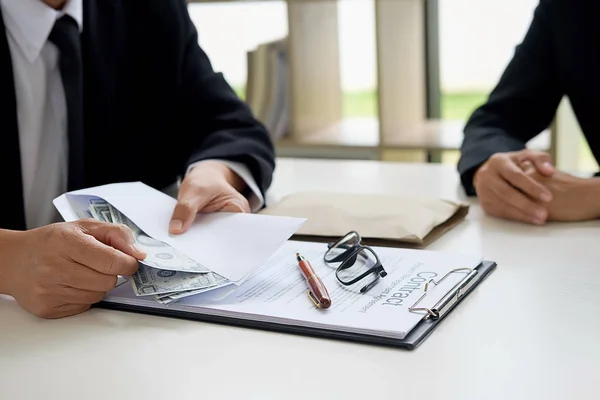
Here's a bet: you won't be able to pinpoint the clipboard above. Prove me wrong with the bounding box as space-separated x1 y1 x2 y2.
95 260 496 350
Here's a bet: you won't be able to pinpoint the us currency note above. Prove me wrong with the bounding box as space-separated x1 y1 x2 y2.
88 199 213 274
87 198 231 302
108 204 124 224
153 289 209 305
152 273 231 304
101 210 112 223
89 199 112 222
153 292 177 301
131 264 221 296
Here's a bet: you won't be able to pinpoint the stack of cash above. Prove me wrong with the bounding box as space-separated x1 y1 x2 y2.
87 198 230 305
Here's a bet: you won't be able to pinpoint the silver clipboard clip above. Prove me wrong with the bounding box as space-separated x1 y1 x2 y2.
408 268 479 320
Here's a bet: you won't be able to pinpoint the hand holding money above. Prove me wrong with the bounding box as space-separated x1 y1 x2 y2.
87 198 231 305
0 220 145 319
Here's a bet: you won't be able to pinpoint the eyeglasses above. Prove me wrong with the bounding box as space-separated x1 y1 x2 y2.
324 231 387 293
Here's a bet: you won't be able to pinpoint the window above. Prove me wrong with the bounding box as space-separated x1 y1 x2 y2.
188 1 289 100
438 0 597 171
338 0 377 118
438 0 538 121
186 0 596 170
188 0 378 118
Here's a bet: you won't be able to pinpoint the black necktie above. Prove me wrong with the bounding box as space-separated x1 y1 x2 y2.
48 15 84 191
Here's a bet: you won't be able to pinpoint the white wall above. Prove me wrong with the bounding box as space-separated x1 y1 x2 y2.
188 0 540 93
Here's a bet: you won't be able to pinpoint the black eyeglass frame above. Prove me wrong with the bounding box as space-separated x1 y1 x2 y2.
324 231 388 293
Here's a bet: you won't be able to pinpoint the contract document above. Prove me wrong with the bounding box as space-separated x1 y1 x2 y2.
103 240 483 340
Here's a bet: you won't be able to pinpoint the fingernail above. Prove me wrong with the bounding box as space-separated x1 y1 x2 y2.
533 211 546 224
132 244 146 257
170 220 182 232
540 193 552 202
543 162 554 170
535 211 546 219
533 218 545 225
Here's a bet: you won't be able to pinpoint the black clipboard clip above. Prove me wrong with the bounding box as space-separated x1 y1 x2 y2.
408 268 479 320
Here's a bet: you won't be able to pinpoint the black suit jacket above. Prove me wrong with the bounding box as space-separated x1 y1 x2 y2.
457 0 600 195
0 0 275 230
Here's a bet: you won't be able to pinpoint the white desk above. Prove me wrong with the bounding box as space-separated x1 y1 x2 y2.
2 158 599 400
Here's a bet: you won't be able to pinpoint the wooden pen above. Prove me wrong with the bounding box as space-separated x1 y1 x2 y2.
296 253 331 309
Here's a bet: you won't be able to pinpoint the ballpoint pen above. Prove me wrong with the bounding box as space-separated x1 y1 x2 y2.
296 253 332 309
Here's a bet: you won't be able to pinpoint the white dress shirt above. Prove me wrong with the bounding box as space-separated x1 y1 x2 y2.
1 0 263 230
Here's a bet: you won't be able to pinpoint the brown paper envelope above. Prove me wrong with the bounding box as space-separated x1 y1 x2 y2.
259 191 469 248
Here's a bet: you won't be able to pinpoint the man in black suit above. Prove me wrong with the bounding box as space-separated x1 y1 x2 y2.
0 0 275 318
457 0 600 225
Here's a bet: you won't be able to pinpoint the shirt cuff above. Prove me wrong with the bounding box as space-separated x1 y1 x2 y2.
186 160 265 213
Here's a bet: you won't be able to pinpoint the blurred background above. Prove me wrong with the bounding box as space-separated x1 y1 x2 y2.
187 0 597 173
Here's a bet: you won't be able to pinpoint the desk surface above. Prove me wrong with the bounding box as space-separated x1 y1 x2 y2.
2 158 599 400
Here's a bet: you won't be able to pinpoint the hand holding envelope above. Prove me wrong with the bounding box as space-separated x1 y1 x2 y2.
168 160 253 235
52 182 305 303
79 198 230 304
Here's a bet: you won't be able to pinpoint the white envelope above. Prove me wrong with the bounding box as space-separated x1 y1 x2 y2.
53 182 305 284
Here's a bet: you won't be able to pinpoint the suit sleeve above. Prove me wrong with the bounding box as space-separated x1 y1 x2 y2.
457 0 564 195
172 1 276 199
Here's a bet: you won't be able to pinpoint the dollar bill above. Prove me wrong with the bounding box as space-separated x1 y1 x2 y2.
153 289 208 305
152 273 230 304
88 199 213 274
153 292 183 305
86 198 231 303
131 229 212 273
131 264 221 296
153 292 177 301
108 203 124 224
89 200 112 222
101 210 112 223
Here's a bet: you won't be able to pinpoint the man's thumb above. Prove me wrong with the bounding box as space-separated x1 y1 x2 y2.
78 220 146 260
170 195 209 234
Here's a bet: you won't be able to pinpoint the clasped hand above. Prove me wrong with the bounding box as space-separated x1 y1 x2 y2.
474 149 600 224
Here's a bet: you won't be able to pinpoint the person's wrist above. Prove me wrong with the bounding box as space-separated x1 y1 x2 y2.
191 160 247 193
472 165 485 189
222 165 247 193
582 178 600 219
0 229 26 296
